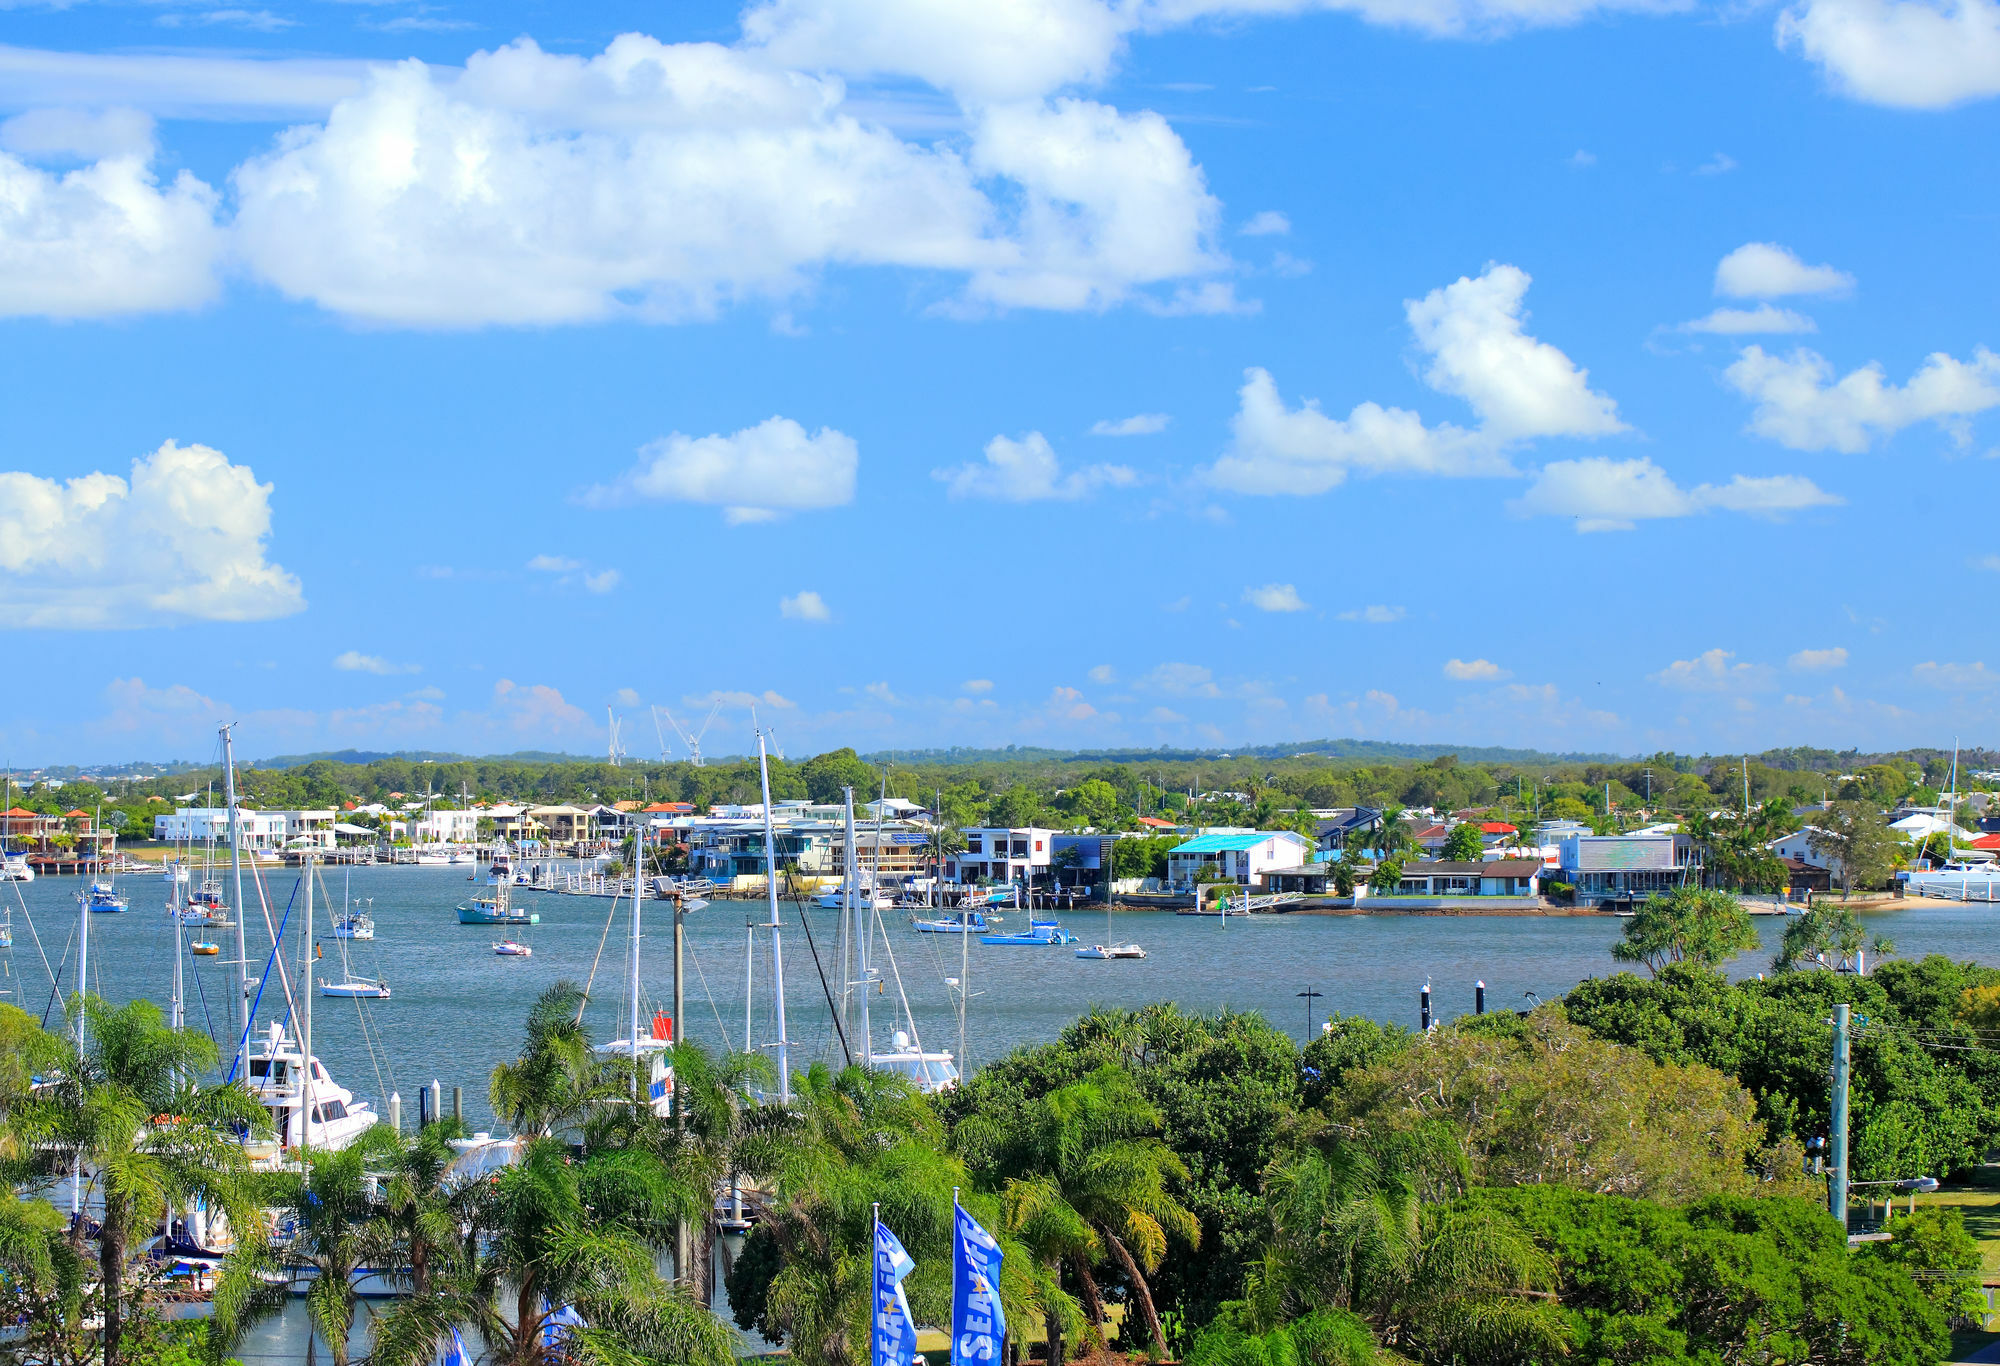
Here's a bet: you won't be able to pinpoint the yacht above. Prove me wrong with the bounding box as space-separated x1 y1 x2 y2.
242 1021 381 1151
331 913 375 940
319 977 391 999
912 910 994 933
1 851 34 882
870 1029 958 1093
82 879 127 913
813 880 897 910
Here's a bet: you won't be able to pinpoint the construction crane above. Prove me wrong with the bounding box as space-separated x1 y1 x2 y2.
657 700 723 768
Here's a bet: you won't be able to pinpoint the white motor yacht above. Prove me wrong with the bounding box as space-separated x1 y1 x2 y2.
0 851 32 882
242 1021 382 1151
870 1029 958 1093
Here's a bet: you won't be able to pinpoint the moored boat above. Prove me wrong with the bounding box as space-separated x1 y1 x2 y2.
492 939 532 956
318 977 391 999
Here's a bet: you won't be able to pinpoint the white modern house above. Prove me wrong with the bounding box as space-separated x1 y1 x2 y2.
1166 831 1313 888
154 808 289 850
948 827 1055 885
411 809 479 844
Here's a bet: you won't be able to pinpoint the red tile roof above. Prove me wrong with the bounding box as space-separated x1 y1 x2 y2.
1970 834 2000 850
1480 822 1518 834
1137 816 1177 828
63 809 91 819
1 807 37 819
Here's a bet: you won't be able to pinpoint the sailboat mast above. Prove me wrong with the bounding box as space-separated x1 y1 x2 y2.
629 823 644 1100
756 732 791 1103
220 724 248 1069
301 859 314 1151
170 857 185 1031
845 787 869 1066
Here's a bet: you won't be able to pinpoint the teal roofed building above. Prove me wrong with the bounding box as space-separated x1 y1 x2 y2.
1166 830 1313 889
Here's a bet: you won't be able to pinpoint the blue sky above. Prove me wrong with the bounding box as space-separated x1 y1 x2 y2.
1 0 1997 765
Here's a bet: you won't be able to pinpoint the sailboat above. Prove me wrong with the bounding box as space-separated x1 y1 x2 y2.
912 909 994 933
1076 895 1145 959
318 866 391 997
492 939 532 957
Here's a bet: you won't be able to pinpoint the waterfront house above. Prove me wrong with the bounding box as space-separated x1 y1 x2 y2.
410 809 477 845
1389 858 1541 897
1312 807 1378 855
153 807 289 850
1767 828 1829 868
1413 823 1450 853
269 809 337 850
526 805 595 844
948 826 1055 885
1557 833 1702 905
1166 830 1312 888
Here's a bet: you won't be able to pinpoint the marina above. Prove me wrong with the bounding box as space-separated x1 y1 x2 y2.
8 863 2000 1135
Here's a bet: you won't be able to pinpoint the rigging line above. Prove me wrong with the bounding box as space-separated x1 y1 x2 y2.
787 887 850 1067
685 928 733 1055
574 880 624 1025
189 945 220 1054
13 879 60 1008
869 903 925 1057
228 877 299 1084
318 862 391 1109
38 920 79 1030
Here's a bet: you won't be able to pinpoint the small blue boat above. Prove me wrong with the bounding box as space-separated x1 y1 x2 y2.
979 923 1078 946
83 880 127 913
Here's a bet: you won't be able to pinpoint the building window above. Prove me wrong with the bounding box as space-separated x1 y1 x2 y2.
966 836 983 853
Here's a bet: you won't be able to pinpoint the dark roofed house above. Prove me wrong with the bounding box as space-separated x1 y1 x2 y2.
1312 807 1378 855
1391 859 1541 898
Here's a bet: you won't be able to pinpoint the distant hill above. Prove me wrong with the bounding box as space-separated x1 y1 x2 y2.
862 739 1628 766
252 748 593 769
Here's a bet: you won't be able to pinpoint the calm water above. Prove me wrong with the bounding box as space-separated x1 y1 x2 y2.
8 866 1996 1358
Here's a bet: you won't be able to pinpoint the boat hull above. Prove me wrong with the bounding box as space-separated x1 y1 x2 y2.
457 905 538 924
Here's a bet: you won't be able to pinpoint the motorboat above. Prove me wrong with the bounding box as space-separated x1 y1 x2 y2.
1076 943 1147 959
912 911 993 933
492 939 532 957
0 851 32 882
319 977 391 999
331 913 374 940
870 1029 958 1093
242 1020 382 1150
83 880 127 913
814 880 897 910
459 850 538 924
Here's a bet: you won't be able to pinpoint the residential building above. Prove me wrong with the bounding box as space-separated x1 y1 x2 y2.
1767 828 1828 868
153 807 289 850
1166 831 1312 888
526 805 596 843
1312 807 1378 856
410 809 478 844
269 809 337 850
1557 833 1702 904
948 827 1054 885
1387 858 1542 897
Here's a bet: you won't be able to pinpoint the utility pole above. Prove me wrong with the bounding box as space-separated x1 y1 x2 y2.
1830 1003 1851 1232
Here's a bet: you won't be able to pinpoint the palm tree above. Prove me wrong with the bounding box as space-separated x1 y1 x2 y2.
377 1117 472 1304
9 995 265 1366
370 1138 725 1366
1774 904 1894 973
274 1130 402 1366
489 980 620 1138
991 1065 1199 1359
0 1191 89 1366
1258 1121 1562 1360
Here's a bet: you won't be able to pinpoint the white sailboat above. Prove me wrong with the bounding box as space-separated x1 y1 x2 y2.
1076 896 1145 959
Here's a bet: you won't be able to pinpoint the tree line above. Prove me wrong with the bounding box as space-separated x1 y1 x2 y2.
4 898 1995 1366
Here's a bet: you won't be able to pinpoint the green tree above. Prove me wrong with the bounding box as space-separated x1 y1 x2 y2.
1439 823 1483 862
271 1133 402 1366
1367 857 1403 894
1610 885 1759 976
986 1066 1200 1357
1809 800 1902 895
1060 779 1123 831
1866 1207 1987 1326
798 749 877 806
488 980 620 1137
1774 905 1893 974
8 997 265 1366
990 785 1050 828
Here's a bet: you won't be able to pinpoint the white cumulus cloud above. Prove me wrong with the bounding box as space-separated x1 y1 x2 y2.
1679 304 1818 335
0 145 222 319
1714 242 1854 299
1789 647 1849 670
1724 345 2000 452
582 415 858 522
0 440 303 628
1510 456 1840 532
1444 658 1510 681
938 431 1137 501
1243 583 1307 612
1777 0 2000 109
334 651 420 675
1338 604 1405 623
780 590 832 622
1913 660 2000 690
1652 648 1776 692
1207 264 1620 494
1091 412 1170 436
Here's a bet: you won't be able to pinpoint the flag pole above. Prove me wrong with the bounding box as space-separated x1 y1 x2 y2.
871 1202 882 1366
951 1186 962 1366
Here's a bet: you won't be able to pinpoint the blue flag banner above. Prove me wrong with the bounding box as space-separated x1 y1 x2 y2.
873 1217 919 1366
438 1328 474 1366
952 1201 1007 1366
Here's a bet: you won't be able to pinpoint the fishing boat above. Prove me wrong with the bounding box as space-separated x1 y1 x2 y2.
459 849 538 924
912 910 994 933
82 879 127 913
319 977 391 999
492 939 532 957
191 940 220 956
